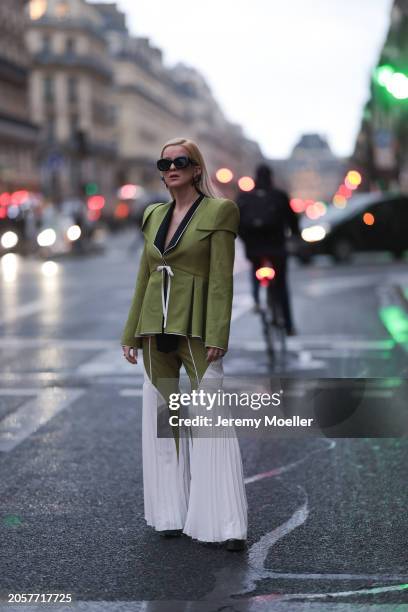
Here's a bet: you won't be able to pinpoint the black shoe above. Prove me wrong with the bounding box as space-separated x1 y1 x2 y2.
225 538 246 551
159 529 183 538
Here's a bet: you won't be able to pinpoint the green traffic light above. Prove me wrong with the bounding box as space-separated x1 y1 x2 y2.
374 65 408 100
85 182 98 196
374 65 394 87
387 73 408 100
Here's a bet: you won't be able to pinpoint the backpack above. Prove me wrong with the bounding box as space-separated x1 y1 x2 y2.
238 189 282 233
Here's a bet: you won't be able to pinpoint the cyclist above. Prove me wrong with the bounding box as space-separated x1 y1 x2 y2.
237 164 299 336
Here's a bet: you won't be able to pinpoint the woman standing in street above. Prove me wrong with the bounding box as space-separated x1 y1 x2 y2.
120 137 248 551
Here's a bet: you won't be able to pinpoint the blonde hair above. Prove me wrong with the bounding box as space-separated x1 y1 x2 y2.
160 137 221 198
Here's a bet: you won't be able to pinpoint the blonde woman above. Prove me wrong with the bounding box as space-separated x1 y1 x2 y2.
120 137 248 551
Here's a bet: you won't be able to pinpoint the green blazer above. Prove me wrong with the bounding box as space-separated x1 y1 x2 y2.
120 195 240 351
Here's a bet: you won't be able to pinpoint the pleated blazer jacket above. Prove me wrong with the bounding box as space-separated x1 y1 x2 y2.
120 195 240 351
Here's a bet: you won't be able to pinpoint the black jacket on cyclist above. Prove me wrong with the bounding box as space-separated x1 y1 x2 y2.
237 186 299 258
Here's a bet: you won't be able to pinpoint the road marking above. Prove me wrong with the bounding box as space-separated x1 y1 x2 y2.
249 496 309 569
0 336 118 349
74 348 141 376
230 336 394 351
0 387 84 452
250 582 408 603
119 389 143 397
304 275 377 297
0 389 41 396
0 299 44 326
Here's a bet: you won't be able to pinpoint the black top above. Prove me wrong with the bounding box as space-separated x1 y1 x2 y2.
154 191 205 352
154 191 205 255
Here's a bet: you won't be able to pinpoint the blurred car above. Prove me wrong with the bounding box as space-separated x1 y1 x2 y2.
0 191 43 255
36 199 104 257
295 192 408 263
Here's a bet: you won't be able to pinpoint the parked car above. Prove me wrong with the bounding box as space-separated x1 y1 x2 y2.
295 192 408 263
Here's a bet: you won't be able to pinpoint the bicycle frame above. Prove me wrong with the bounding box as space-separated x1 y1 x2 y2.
255 257 287 361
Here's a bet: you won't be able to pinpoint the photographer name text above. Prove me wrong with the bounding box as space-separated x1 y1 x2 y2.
168 415 314 428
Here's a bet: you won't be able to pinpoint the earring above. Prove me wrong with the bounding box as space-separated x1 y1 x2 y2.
192 174 201 185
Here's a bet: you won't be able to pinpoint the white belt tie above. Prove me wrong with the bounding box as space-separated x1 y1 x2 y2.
156 265 174 328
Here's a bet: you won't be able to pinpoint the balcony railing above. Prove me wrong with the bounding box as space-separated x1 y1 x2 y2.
32 51 113 81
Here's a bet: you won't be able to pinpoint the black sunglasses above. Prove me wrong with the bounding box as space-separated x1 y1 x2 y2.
156 156 198 171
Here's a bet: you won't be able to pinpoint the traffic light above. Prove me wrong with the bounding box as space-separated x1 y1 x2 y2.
84 182 99 196
374 65 408 100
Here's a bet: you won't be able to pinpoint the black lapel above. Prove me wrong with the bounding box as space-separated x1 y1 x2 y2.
154 192 205 255
154 201 175 254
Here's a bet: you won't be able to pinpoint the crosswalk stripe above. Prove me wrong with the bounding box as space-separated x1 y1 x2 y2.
0 388 84 452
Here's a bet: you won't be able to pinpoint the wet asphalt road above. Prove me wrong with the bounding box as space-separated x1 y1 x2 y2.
0 228 407 610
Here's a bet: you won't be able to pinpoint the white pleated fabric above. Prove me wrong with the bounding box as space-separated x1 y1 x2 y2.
142 370 190 531
141 357 248 542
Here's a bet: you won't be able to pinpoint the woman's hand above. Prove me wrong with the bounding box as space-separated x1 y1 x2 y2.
122 345 138 364
206 346 225 362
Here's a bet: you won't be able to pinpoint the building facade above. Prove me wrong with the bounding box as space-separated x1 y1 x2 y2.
26 0 117 203
351 0 408 192
26 0 265 200
277 134 345 202
93 2 265 193
0 0 38 194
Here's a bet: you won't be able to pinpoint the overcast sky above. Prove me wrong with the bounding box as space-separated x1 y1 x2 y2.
91 0 393 159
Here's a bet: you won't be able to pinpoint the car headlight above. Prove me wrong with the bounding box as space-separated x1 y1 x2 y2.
66 225 81 241
301 224 328 243
37 228 57 247
1 231 19 249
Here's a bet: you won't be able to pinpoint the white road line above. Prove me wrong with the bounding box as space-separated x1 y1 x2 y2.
119 389 143 397
249 496 309 569
0 337 118 350
75 348 142 376
0 389 41 396
251 582 408 603
0 299 44 325
229 336 394 351
0 387 84 452
303 275 377 297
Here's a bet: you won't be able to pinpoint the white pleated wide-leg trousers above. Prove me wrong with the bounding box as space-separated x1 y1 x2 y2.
141 353 248 542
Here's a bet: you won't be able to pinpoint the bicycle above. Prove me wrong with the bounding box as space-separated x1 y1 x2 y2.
255 257 288 362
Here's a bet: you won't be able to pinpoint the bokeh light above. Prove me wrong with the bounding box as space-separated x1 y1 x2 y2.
119 184 138 199
363 212 375 225
87 195 105 210
333 194 347 208
346 170 362 186
290 198 306 213
1 231 19 249
216 168 233 183
238 176 255 191
41 261 58 277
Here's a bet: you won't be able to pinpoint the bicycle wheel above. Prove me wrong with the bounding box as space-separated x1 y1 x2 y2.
267 281 287 359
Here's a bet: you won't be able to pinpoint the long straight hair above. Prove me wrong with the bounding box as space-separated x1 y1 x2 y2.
160 137 220 199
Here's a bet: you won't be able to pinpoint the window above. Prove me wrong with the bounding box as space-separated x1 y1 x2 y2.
43 75 54 103
67 76 78 103
45 115 55 142
43 34 51 53
65 37 75 55
70 113 78 139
